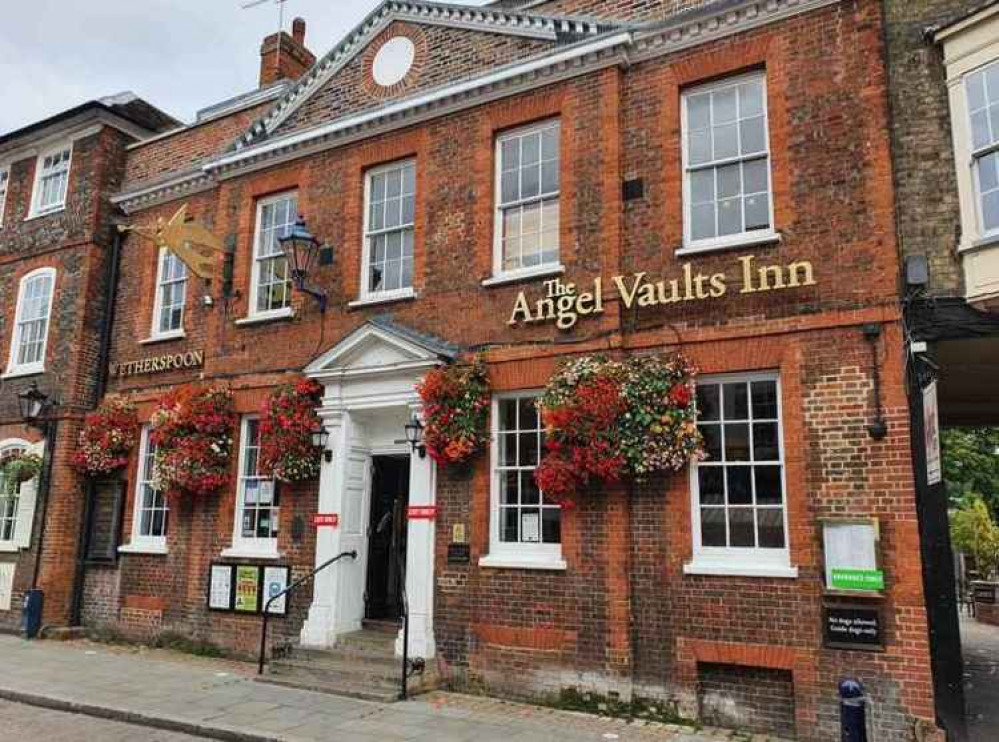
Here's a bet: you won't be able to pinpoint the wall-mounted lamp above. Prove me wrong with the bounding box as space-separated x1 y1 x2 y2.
311 424 332 463
279 216 329 313
18 383 55 435
404 417 427 459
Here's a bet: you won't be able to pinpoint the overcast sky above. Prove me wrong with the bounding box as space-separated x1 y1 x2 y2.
0 0 491 135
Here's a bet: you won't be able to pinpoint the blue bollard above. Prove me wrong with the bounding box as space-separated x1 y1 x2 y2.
839 679 868 742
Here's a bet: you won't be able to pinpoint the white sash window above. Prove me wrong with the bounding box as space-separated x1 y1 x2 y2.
31 144 72 217
6 268 56 377
250 192 297 318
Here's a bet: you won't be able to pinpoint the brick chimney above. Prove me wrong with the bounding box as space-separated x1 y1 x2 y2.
259 17 316 87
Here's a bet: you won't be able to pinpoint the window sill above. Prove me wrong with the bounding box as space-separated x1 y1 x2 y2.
348 289 417 309
482 264 565 288
220 546 282 561
683 560 798 579
0 542 21 553
118 543 168 556
479 554 567 571
140 331 186 345
676 230 782 257
2 365 44 380
234 308 295 327
964 232 999 253
24 207 66 222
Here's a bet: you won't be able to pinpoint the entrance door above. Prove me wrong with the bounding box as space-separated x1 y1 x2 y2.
365 456 410 622
338 447 372 633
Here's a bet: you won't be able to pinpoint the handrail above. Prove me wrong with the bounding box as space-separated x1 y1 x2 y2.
398 548 410 700
257 549 357 675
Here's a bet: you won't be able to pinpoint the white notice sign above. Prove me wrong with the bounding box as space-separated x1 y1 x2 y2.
923 381 942 486
0 564 14 611
263 567 289 615
209 565 232 610
521 512 541 543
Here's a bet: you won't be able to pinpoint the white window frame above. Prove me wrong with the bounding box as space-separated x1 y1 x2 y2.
489 119 563 285
0 165 10 228
0 441 27 548
966 60 999 243
119 427 168 555
0 438 41 552
480 391 566 571
248 191 297 321
685 371 797 579
149 247 188 340
680 71 778 255
223 416 280 559
359 159 417 304
28 142 72 218
4 267 56 379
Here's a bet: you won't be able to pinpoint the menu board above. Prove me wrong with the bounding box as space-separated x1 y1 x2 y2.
234 565 261 612
263 566 290 615
823 520 883 593
208 565 233 610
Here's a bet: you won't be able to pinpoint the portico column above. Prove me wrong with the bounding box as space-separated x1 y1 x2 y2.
398 401 436 659
300 409 349 648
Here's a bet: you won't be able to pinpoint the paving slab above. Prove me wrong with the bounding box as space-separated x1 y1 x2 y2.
0 634 788 741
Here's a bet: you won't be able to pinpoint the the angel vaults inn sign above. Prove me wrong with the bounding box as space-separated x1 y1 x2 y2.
508 254 817 330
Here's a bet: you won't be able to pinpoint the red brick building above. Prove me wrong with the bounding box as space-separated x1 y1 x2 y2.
0 96 177 630
51 0 938 739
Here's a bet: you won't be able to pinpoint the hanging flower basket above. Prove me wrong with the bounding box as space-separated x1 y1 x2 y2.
149 385 236 498
535 354 703 506
1 452 43 483
259 377 324 483
416 357 491 466
72 398 140 478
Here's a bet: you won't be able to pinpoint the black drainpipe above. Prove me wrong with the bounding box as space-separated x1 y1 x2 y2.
69 225 124 626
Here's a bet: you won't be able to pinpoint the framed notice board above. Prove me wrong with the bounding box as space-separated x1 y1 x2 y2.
821 518 885 596
207 563 290 616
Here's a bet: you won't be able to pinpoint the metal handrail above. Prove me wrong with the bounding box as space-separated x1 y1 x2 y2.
257 549 357 675
398 549 410 700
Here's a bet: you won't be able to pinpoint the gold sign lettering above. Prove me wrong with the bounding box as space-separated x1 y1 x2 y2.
508 255 816 330
110 350 206 379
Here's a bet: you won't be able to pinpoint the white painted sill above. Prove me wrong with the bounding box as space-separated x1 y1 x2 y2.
118 543 168 556
683 560 798 579
220 546 281 561
479 554 567 571
139 331 187 345
675 230 782 257
24 206 66 222
348 288 417 309
0 542 22 553
2 365 44 380
234 308 295 327
481 264 565 287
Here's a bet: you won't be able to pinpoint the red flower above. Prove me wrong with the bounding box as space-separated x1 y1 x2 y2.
669 383 693 408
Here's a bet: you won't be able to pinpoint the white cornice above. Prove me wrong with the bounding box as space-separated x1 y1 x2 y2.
112 169 214 214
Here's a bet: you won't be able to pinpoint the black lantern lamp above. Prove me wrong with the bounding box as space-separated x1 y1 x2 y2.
18 383 52 431
404 416 427 459
311 424 332 463
278 216 328 313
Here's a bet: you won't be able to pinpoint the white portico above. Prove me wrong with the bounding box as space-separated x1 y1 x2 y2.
300 318 454 659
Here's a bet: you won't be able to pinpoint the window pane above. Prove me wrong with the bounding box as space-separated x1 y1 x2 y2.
714 87 737 123
751 381 778 419
697 384 721 421
727 467 752 505
521 472 540 504
689 130 712 166
542 508 561 544
718 197 742 235
701 424 722 461
972 111 991 151
739 81 764 118
729 508 755 547
984 190 999 232
518 397 538 429
724 424 750 461
758 508 785 548
723 383 749 419
753 423 780 461
691 169 714 204
500 399 518 431
755 466 783 506
988 64 999 105
522 163 540 199
968 71 987 112
717 164 741 200
745 193 770 231
698 467 724 505
980 152 999 193
692 203 716 240
501 139 520 172
501 507 519 543
541 160 559 195
499 433 517 467
744 159 768 195
522 133 540 165
500 471 518 505
701 508 726 546
740 116 767 156
688 93 711 130
713 123 739 160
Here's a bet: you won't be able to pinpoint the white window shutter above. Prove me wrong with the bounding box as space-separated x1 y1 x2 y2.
14 441 45 549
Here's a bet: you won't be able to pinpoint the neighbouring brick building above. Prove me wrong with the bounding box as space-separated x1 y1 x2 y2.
2 0 945 739
0 96 177 630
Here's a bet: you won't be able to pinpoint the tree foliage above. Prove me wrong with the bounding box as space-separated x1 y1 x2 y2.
942 427 999 518
950 496 999 580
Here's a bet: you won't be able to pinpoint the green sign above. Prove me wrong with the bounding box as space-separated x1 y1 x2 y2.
831 568 884 592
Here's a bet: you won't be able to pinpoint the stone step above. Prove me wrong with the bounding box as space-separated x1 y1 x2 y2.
256 672 401 703
272 654 400 682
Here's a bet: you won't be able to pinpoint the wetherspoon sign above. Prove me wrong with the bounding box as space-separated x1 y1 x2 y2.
508 254 817 331
110 350 205 379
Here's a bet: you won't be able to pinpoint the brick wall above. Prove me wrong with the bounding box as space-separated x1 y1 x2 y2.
883 0 987 297
698 663 796 738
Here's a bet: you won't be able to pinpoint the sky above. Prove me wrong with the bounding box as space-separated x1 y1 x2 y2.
0 0 492 135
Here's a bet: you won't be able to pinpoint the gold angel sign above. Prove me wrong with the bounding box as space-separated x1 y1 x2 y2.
119 205 223 279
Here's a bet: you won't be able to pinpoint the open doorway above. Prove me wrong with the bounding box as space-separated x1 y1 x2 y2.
365 455 410 626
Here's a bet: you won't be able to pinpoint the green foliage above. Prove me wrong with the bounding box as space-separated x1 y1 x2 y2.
942 428 999 517
950 496 999 579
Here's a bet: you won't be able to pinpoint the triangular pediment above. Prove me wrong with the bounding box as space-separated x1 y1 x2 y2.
306 318 457 377
239 1 619 147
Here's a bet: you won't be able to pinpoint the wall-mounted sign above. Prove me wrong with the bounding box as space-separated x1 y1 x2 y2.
508 255 817 330
824 605 883 650
407 505 438 520
447 543 471 564
209 565 233 610
262 566 289 615
822 519 884 594
314 513 340 528
234 565 261 612
923 381 942 486
111 350 205 379
210 563 290 615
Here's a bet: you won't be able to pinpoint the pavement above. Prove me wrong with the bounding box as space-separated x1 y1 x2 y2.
961 614 999 742
0 699 204 741
0 634 782 742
